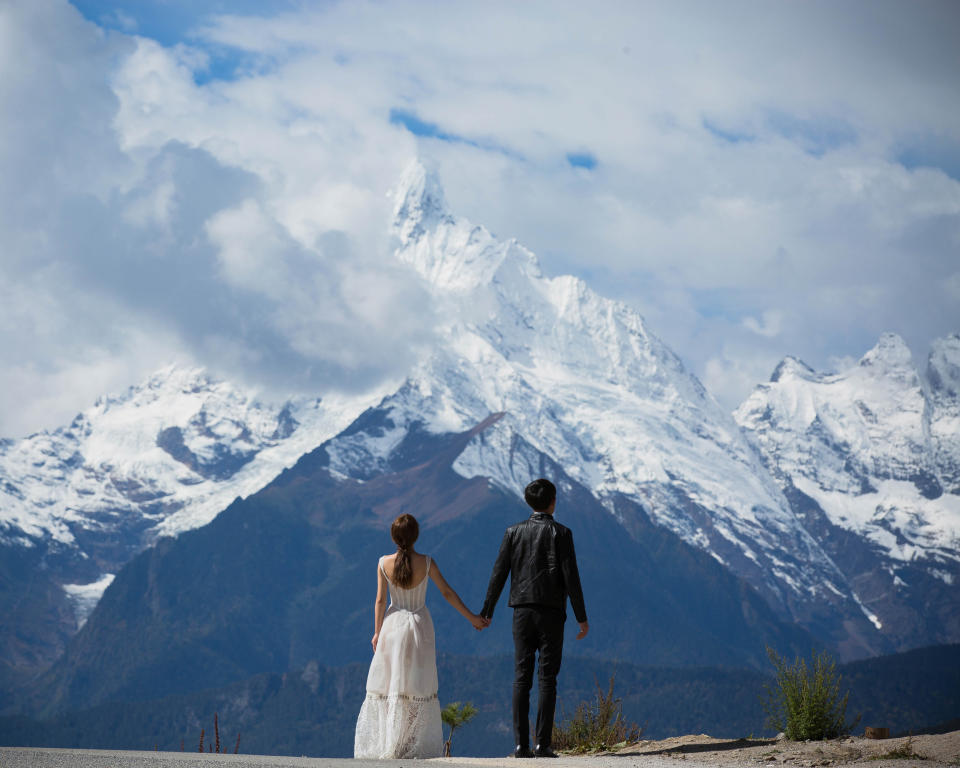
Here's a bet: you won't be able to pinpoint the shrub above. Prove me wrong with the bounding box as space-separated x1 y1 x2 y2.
552 675 643 753
868 736 928 761
441 701 478 757
762 647 858 741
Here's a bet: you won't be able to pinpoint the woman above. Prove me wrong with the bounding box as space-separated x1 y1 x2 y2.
354 513 487 759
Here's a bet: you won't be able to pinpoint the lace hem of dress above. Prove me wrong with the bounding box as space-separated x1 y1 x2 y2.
354 691 443 759
364 692 438 702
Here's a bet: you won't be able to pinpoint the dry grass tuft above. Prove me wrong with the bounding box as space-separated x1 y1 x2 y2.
553 674 643 753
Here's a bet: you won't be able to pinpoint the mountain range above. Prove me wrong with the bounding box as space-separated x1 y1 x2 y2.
736 332 960 655
1 162 957 719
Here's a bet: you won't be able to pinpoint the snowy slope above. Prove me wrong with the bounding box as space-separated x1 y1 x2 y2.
736 335 960 573
0 365 389 615
735 335 960 648
325 162 856 621
928 334 960 496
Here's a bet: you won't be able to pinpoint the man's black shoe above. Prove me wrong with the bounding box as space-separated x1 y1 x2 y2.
515 746 535 758
535 745 559 758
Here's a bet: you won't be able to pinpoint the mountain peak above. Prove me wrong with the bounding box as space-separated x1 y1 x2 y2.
146 362 214 391
391 159 451 243
391 163 541 294
770 356 817 383
858 332 913 370
90 363 214 414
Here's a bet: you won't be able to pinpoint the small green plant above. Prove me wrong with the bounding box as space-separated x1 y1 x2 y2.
441 701 478 757
762 647 858 741
552 674 643 753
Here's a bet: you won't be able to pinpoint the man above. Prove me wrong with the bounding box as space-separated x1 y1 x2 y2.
480 478 589 758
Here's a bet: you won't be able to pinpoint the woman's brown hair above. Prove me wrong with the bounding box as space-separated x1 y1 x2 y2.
390 513 420 588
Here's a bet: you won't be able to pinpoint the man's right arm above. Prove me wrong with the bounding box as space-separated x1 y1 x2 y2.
480 529 512 619
561 531 588 628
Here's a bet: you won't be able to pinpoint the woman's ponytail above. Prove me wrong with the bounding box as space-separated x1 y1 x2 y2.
390 513 419 588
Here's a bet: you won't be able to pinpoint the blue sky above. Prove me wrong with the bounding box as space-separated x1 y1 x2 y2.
0 0 958 435
71 0 302 82
71 1 298 46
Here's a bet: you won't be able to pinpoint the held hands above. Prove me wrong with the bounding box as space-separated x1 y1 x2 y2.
576 621 589 640
469 613 491 631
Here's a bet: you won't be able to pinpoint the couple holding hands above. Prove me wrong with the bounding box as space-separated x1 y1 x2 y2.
354 478 589 759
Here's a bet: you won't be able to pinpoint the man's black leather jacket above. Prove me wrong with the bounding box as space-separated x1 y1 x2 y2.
481 512 587 623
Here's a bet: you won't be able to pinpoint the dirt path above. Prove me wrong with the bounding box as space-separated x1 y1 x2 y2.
612 730 960 768
2 733 956 768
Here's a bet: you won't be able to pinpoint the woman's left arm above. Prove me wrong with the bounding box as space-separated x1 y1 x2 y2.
372 562 388 652
430 560 487 631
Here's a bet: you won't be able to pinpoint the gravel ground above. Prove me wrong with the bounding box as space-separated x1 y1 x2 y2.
3 733 956 768
0 748 699 768
611 730 960 768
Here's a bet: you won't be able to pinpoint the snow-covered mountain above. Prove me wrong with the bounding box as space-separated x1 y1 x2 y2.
0 366 388 625
2 162 957 688
735 334 960 651
323 162 882 651
928 334 960 496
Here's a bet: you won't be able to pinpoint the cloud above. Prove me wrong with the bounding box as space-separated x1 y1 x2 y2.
3 0 960 435
743 311 784 339
100 8 137 32
178 0 960 412
0 0 432 436
703 348 783 411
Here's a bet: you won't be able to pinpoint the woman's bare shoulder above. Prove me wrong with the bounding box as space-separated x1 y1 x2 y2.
381 552 428 563
380 551 428 578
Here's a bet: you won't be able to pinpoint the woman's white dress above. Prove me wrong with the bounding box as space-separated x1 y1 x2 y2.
354 555 444 759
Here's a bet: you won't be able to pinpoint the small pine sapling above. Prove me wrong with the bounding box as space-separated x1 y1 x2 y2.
441 701 478 757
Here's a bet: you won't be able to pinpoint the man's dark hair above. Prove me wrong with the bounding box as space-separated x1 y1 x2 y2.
524 478 556 512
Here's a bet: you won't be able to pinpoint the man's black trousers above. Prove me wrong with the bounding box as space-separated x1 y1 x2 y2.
512 605 564 749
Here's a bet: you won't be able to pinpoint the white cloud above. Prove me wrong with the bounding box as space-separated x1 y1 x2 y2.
704 349 782 412
0 0 431 437
206 199 290 295
100 8 137 33
2 0 959 435
179 0 960 400
743 311 784 339
827 355 859 375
